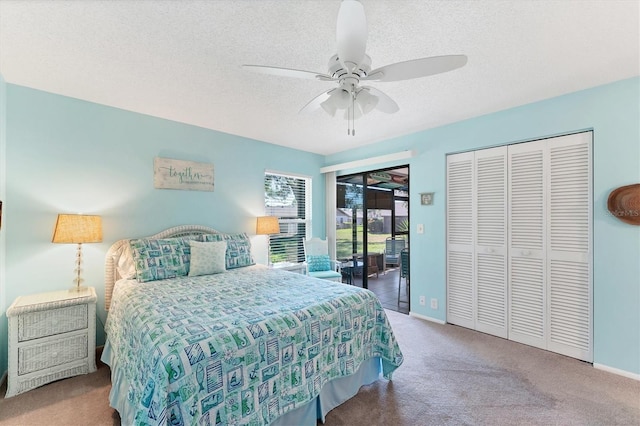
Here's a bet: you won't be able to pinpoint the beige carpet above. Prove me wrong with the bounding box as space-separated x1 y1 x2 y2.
1 310 639 425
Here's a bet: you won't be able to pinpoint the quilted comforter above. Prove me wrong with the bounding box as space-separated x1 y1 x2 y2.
104 265 403 425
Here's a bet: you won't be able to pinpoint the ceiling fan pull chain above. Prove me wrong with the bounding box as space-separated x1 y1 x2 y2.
351 92 355 136
347 95 354 136
347 92 351 136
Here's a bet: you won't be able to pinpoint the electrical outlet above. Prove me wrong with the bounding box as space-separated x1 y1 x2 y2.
419 296 426 306
430 298 438 309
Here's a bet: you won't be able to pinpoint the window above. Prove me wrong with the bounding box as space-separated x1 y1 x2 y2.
264 171 311 264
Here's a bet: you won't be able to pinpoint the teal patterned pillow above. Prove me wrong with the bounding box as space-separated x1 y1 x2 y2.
198 233 224 243
199 233 255 269
307 254 331 272
130 237 191 283
188 240 227 277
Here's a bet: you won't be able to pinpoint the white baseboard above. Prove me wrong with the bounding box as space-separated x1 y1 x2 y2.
409 311 446 324
594 363 640 381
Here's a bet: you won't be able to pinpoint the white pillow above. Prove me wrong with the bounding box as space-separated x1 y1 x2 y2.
188 240 227 277
113 242 136 279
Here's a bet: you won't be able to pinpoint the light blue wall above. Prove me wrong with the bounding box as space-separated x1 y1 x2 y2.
0 73 7 376
326 77 640 376
0 84 326 373
1 78 638 379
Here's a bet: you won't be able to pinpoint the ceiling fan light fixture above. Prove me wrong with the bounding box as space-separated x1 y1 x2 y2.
356 89 378 114
320 99 338 117
336 89 352 109
320 88 351 116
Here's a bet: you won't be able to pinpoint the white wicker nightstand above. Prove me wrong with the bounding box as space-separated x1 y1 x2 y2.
5 287 97 398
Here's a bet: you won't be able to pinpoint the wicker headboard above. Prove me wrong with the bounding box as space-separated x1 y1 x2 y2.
104 225 221 310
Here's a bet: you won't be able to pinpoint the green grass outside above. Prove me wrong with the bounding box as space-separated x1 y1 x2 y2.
336 226 389 259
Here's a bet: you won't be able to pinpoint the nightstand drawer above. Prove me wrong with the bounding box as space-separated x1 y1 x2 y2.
18 333 89 375
18 305 88 342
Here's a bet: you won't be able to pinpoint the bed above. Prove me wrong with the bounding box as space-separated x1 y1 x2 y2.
101 225 404 425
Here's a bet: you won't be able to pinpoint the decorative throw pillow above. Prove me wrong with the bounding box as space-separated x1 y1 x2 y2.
222 233 255 269
188 240 227 277
307 254 331 272
200 232 255 269
198 233 224 243
129 237 191 283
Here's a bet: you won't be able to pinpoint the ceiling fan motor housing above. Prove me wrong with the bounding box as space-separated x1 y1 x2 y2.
328 54 371 81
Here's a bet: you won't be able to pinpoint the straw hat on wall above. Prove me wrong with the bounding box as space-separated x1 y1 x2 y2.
607 183 640 225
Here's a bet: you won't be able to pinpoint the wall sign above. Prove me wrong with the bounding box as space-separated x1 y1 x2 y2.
420 192 434 205
154 157 214 192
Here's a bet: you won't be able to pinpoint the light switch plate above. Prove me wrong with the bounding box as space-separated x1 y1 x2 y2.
417 224 424 234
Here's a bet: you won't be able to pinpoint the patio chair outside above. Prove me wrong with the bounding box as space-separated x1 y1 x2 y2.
398 248 410 306
367 254 379 278
385 237 406 269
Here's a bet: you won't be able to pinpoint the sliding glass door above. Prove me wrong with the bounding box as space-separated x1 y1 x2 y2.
336 166 409 291
336 175 364 285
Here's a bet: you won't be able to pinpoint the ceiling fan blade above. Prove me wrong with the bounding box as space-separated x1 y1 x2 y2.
336 0 367 73
363 55 468 82
242 65 335 81
300 89 336 114
362 86 399 114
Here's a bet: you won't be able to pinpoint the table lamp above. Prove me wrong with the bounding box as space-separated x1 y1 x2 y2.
52 214 103 291
256 216 279 266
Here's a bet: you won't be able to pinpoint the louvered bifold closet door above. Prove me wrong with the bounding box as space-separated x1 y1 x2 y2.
546 132 592 361
475 147 508 338
508 140 546 349
447 152 475 329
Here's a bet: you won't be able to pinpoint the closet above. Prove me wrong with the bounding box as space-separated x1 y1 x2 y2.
446 132 592 362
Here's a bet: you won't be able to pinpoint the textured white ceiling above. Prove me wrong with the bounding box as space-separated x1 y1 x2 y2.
1 1 638 155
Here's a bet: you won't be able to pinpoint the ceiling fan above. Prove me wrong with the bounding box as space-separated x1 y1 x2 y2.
242 0 467 135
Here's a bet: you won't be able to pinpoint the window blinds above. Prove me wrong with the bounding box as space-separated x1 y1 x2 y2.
264 172 311 264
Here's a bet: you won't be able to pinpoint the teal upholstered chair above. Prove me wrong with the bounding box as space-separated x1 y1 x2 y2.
398 248 410 306
385 237 406 269
303 238 342 282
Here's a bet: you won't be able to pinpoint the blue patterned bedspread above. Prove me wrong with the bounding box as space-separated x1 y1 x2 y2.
104 265 403 425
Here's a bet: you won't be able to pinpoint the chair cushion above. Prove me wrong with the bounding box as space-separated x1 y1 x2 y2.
307 254 331 272
309 270 342 280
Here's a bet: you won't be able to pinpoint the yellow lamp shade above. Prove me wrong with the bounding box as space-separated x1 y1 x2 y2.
256 216 279 235
52 214 103 244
